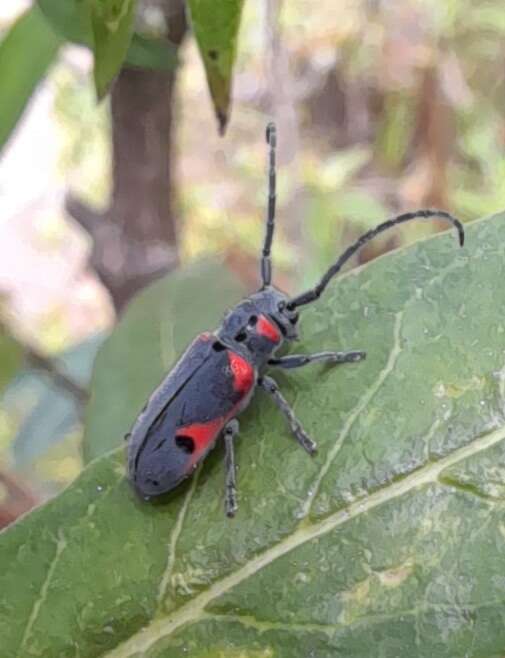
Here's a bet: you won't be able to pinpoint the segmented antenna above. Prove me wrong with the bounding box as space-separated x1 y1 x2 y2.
261 122 277 287
287 209 465 309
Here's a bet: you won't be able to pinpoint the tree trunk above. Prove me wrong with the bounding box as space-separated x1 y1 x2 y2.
68 0 187 313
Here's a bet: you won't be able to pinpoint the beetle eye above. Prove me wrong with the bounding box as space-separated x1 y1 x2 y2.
248 315 258 326
235 331 247 342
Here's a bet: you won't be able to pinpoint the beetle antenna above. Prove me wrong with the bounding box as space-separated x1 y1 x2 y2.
287 209 465 309
261 122 277 287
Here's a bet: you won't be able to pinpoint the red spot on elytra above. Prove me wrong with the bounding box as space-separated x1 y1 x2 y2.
257 314 281 343
228 351 254 394
177 417 224 464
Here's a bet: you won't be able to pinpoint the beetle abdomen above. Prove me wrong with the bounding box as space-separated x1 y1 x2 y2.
129 340 256 498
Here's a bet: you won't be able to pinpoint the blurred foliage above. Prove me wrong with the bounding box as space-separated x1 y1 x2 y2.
0 327 23 396
53 66 111 209
0 334 104 495
0 0 178 151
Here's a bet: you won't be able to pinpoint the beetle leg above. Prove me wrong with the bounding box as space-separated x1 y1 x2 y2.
258 375 316 455
223 419 239 518
268 350 366 369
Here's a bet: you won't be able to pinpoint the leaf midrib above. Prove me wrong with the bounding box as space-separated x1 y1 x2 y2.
103 421 505 658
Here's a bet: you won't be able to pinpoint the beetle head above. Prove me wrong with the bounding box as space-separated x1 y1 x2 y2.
247 286 299 341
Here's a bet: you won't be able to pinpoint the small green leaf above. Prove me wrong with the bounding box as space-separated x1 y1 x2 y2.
4 214 505 656
0 6 62 152
83 260 247 462
90 0 138 99
187 0 245 133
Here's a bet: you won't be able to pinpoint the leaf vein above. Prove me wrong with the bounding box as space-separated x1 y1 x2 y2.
18 529 67 656
156 467 201 610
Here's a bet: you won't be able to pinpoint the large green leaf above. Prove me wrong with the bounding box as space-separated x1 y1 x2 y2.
83 260 248 463
3 214 505 657
187 0 245 133
0 6 62 152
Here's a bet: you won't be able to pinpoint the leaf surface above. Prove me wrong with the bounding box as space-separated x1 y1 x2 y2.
187 0 245 133
2 215 505 657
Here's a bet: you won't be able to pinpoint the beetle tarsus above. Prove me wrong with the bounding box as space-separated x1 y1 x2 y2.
224 419 239 517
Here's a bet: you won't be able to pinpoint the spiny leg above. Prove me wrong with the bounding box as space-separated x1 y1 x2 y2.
268 350 366 370
258 375 316 455
223 419 239 517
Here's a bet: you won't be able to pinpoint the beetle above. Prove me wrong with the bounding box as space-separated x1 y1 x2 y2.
127 122 465 517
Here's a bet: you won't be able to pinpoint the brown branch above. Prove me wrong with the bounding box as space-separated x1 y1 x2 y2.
25 347 89 404
67 0 188 313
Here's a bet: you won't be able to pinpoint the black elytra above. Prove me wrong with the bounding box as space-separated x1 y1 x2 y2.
127 123 465 517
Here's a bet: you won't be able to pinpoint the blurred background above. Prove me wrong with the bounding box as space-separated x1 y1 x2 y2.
0 0 503 526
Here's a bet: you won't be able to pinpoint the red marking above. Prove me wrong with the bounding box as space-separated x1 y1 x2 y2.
257 314 281 343
228 351 255 394
177 417 224 465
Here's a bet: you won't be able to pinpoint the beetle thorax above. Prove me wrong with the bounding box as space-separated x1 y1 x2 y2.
217 287 299 368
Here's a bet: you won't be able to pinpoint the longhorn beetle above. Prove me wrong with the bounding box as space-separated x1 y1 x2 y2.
127 123 465 517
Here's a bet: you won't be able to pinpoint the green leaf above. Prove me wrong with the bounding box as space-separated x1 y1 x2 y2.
0 6 62 152
38 0 177 71
83 260 248 463
4 214 505 656
90 0 138 99
187 0 245 133
37 0 93 46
